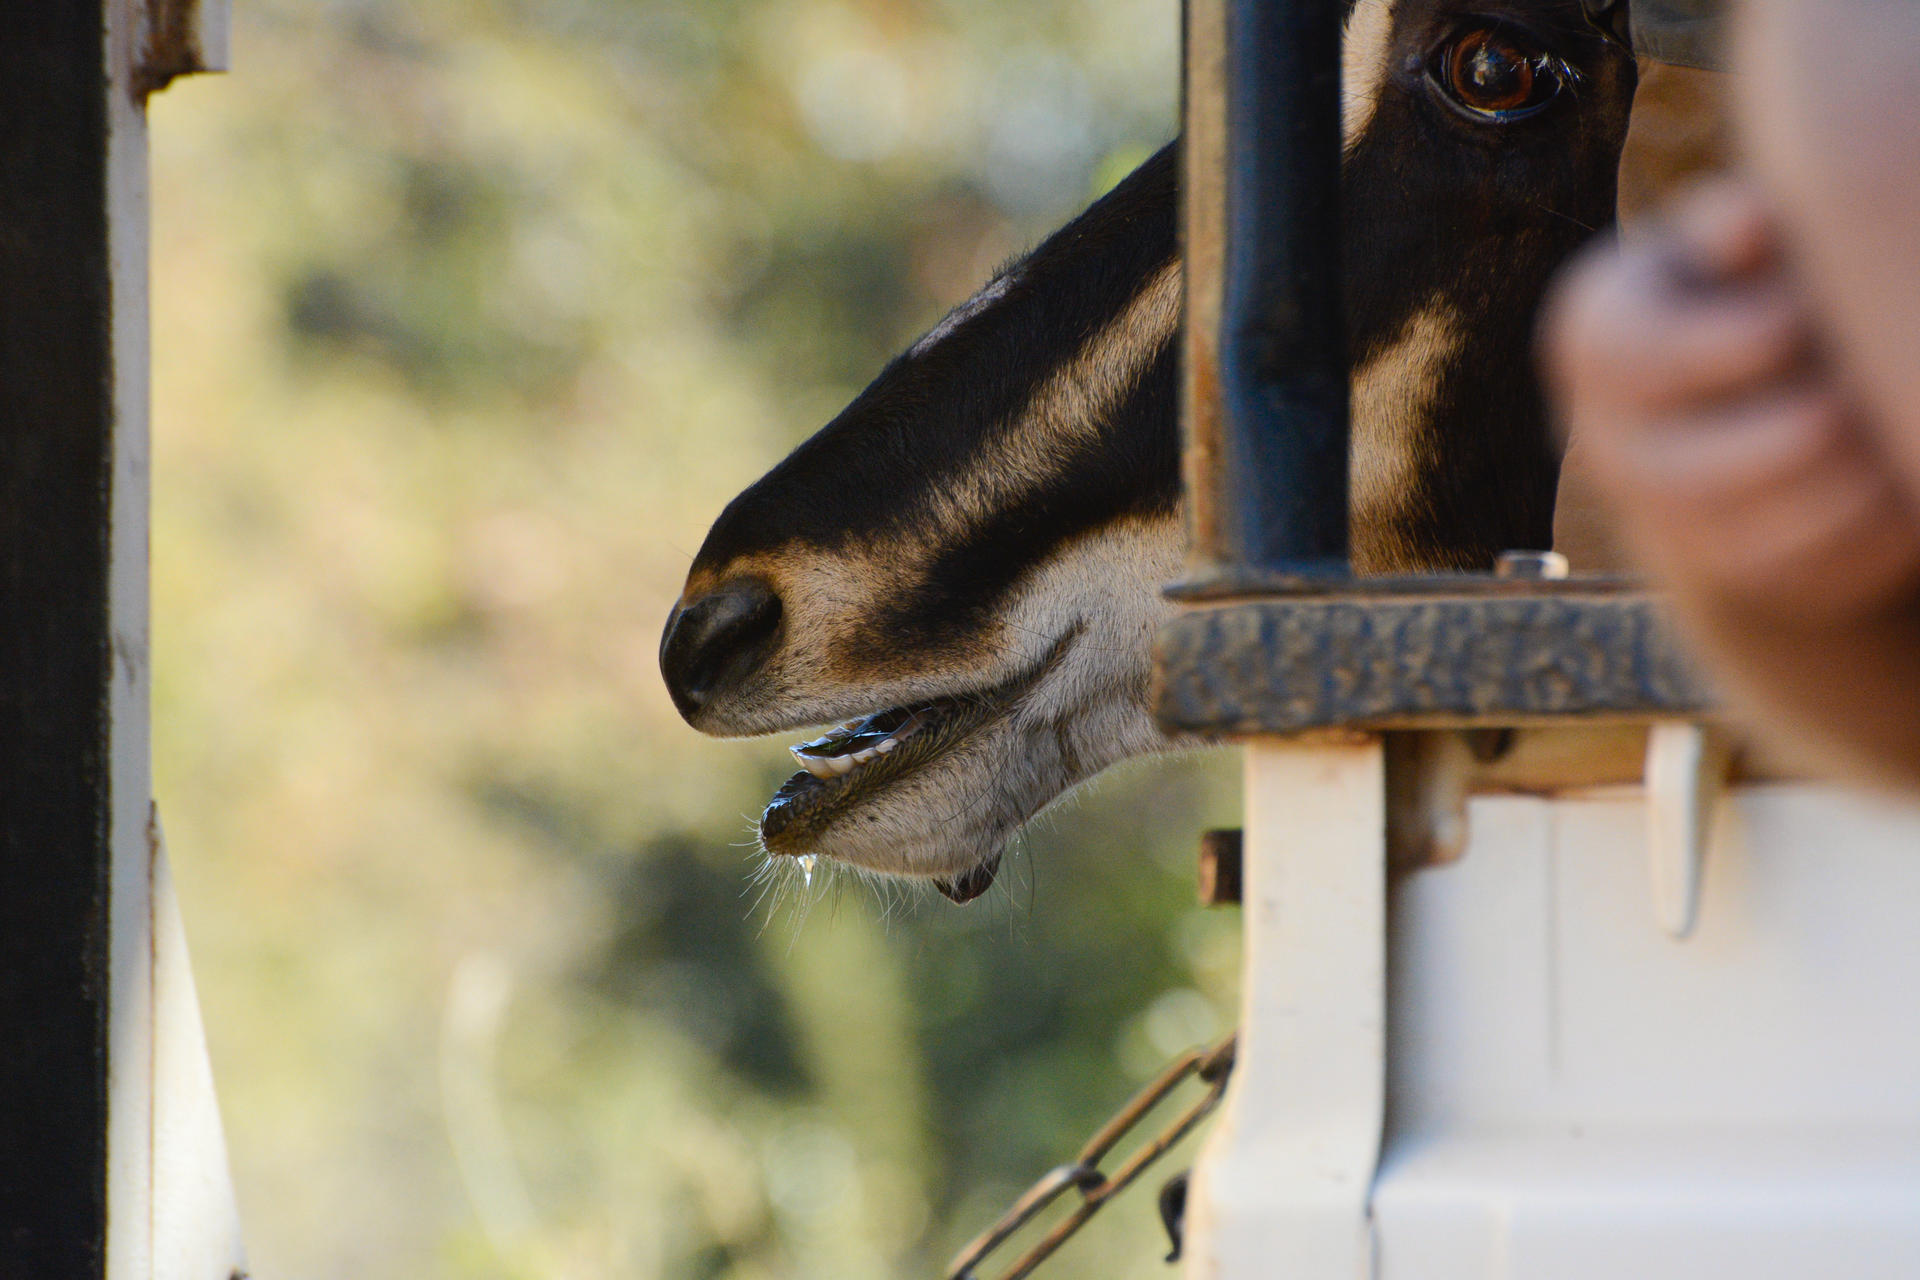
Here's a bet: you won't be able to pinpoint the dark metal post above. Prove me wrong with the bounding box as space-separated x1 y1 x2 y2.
1181 0 1350 591
0 7 118 1275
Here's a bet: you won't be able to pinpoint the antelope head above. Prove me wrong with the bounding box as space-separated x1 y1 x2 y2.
661 0 1635 901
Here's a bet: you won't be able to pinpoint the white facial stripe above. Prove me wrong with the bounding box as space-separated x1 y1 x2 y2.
781 512 1189 879
995 513 1185 726
1350 299 1462 568
696 262 1184 735
909 270 1019 359
1342 0 1398 153
1010 257 1182 456
935 259 1182 529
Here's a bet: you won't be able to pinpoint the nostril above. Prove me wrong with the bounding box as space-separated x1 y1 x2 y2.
660 578 784 722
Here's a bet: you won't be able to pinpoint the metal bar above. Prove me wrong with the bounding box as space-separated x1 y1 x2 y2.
947 1036 1236 1280
0 6 119 1275
1153 591 1715 735
1181 0 1350 590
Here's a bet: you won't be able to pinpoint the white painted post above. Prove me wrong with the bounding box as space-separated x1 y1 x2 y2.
1184 736 1387 1280
108 3 244 1275
106 2 159 1273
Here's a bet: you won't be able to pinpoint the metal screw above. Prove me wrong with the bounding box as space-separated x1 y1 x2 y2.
1495 549 1570 580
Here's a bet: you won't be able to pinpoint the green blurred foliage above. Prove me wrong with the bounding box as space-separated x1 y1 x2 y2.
149 0 1239 1276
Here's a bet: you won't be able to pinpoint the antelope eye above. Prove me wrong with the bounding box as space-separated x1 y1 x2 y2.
1432 26 1564 121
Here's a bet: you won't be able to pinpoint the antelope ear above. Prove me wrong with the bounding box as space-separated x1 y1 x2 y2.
933 854 1001 904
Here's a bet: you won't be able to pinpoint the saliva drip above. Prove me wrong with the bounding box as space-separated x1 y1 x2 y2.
798 853 817 888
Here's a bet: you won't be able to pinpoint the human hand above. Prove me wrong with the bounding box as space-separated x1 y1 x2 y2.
1542 179 1920 629
1542 178 1920 787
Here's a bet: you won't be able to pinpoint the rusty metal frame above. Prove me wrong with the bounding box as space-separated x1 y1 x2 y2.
1155 582 1714 734
945 1036 1237 1280
1179 0 1349 589
1160 0 1711 738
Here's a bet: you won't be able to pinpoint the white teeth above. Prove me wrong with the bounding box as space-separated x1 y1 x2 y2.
789 738 893 778
788 710 932 782
791 748 842 779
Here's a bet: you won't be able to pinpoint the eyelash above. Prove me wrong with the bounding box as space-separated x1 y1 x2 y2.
1426 24 1580 124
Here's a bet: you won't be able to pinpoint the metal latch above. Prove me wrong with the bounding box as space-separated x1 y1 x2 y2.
1644 721 1731 938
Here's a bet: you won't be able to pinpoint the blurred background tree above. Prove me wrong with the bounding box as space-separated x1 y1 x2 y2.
150 0 1240 1275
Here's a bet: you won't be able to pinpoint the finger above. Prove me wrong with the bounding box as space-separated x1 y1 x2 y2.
1671 463 1920 621
1662 178 1781 283
1571 374 1920 610
1543 240 1809 415
1614 411 1920 617
1601 382 1852 500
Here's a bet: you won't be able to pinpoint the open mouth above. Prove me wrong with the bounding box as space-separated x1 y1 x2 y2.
757 627 1081 903
760 697 1004 901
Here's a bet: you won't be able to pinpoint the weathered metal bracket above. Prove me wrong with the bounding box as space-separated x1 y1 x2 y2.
1153 581 1714 736
137 0 230 96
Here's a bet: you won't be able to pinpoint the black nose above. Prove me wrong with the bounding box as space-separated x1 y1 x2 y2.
660 577 783 722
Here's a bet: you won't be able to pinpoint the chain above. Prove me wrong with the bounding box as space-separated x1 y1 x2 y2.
944 1032 1237 1280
